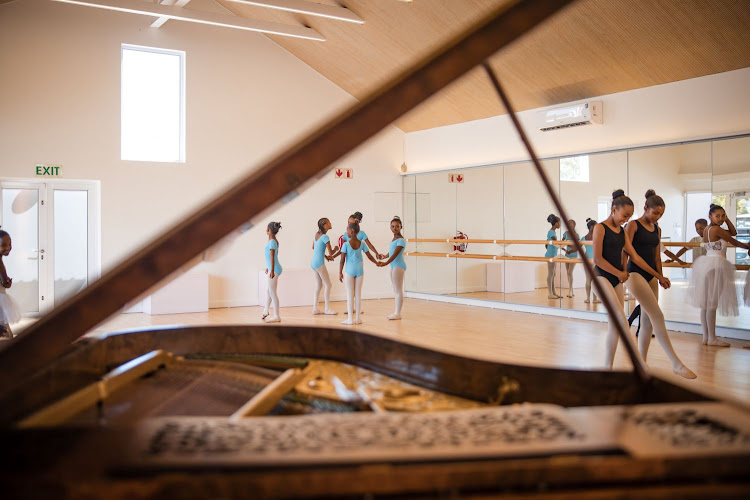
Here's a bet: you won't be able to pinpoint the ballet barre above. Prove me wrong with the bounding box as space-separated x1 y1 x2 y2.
406 239 737 248
403 252 750 271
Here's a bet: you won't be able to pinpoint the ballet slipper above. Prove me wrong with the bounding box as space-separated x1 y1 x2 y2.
702 339 708 346
584 299 591 304
354 319 362 325
261 312 269 320
324 310 338 315
547 295 559 300
312 308 323 315
341 319 353 325
706 339 730 347
673 365 697 379
387 314 401 320
593 298 601 303
264 316 280 324
566 294 573 298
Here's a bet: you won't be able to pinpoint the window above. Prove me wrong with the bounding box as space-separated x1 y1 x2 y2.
712 194 727 209
560 155 589 182
121 45 185 162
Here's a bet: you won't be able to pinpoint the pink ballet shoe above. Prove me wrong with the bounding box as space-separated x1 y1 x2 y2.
673 365 697 379
341 319 353 325
706 339 730 347
387 314 401 320
312 308 323 315
264 316 280 324
324 310 337 315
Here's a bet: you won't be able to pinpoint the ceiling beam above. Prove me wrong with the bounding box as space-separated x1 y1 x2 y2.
52 0 325 41
226 0 363 24
151 0 188 29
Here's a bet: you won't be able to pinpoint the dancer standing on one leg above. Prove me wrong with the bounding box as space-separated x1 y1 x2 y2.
594 189 670 370
377 216 407 320
545 214 561 299
583 218 600 304
339 222 378 325
562 219 579 298
624 190 696 379
262 222 283 323
0 230 22 339
688 204 749 347
311 217 339 316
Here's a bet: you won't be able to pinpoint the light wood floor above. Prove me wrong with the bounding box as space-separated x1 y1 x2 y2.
75 298 750 402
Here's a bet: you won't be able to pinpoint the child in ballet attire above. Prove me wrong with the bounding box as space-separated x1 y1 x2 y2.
262 222 283 323
562 219 578 298
0 230 22 339
544 214 561 299
672 218 708 267
624 190 695 378
377 216 407 320
688 204 749 346
583 218 599 304
310 217 339 316
339 222 378 325
342 212 382 259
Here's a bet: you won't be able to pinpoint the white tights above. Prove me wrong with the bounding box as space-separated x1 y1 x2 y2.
596 276 644 369
343 273 363 324
565 262 576 297
312 265 332 312
584 268 598 302
626 273 689 372
700 308 729 346
546 261 558 297
263 274 280 319
390 267 405 319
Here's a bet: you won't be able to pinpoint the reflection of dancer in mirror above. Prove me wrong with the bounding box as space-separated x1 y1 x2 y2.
339 222 378 325
262 222 283 323
671 218 707 266
377 216 407 320
688 204 749 346
583 218 600 304
625 190 696 379
311 218 339 316
0 230 21 339
562 219 578 298
594 190 672 371
545 214 561 299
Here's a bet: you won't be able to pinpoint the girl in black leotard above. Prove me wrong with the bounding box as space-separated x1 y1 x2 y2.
592 189 672 370
624 190 695 379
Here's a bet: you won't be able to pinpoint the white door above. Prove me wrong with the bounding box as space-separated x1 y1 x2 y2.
0 179 99 316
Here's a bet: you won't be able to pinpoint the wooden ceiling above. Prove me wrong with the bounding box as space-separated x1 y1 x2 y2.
213 0 750 132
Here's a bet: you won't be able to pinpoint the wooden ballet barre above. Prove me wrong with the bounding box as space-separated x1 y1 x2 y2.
406 238 739 248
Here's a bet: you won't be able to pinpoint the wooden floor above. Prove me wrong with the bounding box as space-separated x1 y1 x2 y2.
68 298 750 402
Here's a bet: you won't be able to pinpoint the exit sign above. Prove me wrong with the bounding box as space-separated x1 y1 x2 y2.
448 173 464 183
36 164 62 177
334 168 353 179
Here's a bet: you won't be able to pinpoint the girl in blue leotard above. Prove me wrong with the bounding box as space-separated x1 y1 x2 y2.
377 216 407 320
342 212 382 259
311 217 339 316
583 218 599 304
545 214 561 299
263 221 283 323
339 222 378 325
562 219 579 298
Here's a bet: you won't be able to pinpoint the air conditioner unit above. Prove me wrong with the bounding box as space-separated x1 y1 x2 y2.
537 100 603 132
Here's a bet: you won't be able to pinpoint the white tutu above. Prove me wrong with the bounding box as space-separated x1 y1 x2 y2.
688 254 738 316
0 288 22 325
744 270 750 307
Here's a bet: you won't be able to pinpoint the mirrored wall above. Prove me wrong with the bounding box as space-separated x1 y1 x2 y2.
403 134 750 331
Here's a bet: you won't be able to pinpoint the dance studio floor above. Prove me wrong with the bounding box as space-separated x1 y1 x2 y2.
454 279 750 330
62 298 750 402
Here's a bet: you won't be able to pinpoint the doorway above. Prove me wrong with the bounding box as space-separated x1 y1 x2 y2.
0 179 100 316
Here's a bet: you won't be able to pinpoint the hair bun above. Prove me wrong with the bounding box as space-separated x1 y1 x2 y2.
645 189 656 198
612 189 625 200
586 217 593 223
393 215 401 221
546 214 557 224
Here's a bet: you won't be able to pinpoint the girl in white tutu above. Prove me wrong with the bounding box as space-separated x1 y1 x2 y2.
688 204 749 346
0 230 22 339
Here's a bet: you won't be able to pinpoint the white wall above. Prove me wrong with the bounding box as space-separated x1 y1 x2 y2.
0 0 404 308
404 68 750 173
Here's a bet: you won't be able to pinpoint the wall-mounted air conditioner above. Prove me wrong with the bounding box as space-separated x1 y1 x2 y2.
537 100 603 132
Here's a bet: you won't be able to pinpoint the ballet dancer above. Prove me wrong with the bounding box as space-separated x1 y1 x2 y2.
688 204 749 346
562 219 578 298
545 214 561 299
583 218 599 304
593 189 671 371
377 216 407 320
0 230 21 339
624 190 695 379
262 221 283 323
311 217 339 316
339 222 378 325
672 218 708 265
343 212 382 259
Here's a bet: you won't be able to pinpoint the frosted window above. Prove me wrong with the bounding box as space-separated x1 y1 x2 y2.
121 45 185 162
560 155 589 182
54 190 88 303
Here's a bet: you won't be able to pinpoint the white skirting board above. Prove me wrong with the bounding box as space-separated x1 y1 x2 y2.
404 291 750 341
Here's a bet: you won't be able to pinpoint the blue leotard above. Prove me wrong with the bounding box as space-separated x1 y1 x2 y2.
563 231 579 258
264 239 282 276
388 238 407 270
544 229 558 258
342 230 368 243
342 241 369 277
310 233 330 270
584 235 594 259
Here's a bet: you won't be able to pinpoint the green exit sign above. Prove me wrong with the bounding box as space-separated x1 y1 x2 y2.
36 164 62 176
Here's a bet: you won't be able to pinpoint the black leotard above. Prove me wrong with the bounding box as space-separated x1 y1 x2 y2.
627 219 659 282
595 223 625 288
